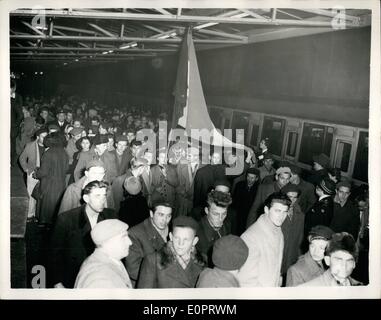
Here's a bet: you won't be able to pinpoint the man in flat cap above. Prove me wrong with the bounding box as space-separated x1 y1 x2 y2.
309 153 331 186
49 180 117 288
196 235 249 288
75 219 133 288
75 134 117 184
137 216 205 288
330 181 360 239
289 165 316 213
304 177 336 248
237 192 291 287
258 153 276 183
232 167 260 235
280 184 305 280
58 160 115 214
286 225 333 286
19 127 48 220
246 166 292 227
109 134 133 177
300 232 361 286
125 201 172 287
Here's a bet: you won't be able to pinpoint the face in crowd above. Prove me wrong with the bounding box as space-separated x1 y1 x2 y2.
57 112 66 123
170 226 198 258
265 200 289 227
309 239 329 262
336 186 351 204
286 191 299 206
95 142 108 155
187 147 199 164
205 203 228 228
210 152 221 165
325 250 356 284
158 152 167 166
263 158 274 171
37 132 48 146
84 186 107 213
246 173 258 187
276 173 291 188
85 166 106 183
116 140 128 155
104 229 133 260
150 205 172 231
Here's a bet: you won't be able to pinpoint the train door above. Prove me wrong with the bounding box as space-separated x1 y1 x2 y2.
261 116 286 157
352 130 369 183
283 118 302 161
332 138 354 179
231 111 251 144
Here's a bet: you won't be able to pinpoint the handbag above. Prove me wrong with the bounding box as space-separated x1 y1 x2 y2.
31 181 42 200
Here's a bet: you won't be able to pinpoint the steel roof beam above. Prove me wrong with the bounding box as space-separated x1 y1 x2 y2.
10 46 176 52
88 23 117 37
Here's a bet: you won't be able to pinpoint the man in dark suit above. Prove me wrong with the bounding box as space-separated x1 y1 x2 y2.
49 180 117 288
124 201 172 287
110 135 132 177
48 109 69 135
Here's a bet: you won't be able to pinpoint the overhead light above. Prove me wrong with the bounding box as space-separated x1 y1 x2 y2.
63 63 67 65
75 59 79 62
120 42 137 49
108 50 114 53
102 51 108 54
34 71 38 75
40 71 43 75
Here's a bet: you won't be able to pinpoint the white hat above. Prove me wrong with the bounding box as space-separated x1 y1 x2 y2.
91 219 128 246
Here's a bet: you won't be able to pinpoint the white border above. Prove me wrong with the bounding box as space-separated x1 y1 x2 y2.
0 0 380 300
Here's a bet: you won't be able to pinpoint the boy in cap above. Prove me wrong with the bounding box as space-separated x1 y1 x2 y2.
75 219 133 288
246 166 292 227
196 235 249 288
125 201 172 287
137 216 205 288
300 232 361 286
286 225 333 286
304 177 335 246
330 181 360 239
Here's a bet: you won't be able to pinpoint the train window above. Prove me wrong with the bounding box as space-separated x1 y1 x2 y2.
251 124 260 147
261 117 285 156
299 123 333 166
231 111 250 143
209 107 224 131
334 141 352 172
353 131 368 182
286 132 299 158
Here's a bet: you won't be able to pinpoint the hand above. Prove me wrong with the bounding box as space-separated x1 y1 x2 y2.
54 282 65 289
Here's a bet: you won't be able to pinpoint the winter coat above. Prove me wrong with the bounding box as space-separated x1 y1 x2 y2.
19 140 42 174
109 149 132 177
137 243 205 288
176 163 199 217
196 267 240 288
35 146 69 224
49 205 117 288
299 269 362 287
304 196 334 240
331 200 360 240
237 214 284 287
75 249 132 288
286 252 325 287
124 218 167 285
150 164 179 208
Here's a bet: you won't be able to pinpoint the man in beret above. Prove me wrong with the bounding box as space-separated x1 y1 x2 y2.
304 177 336 248
125 201 172 287
75 134 118 184
196 190 233 266
58 160 115 214
308 153 331 186
300 232 362 286
286 225 333 286
75 219 133 288
19 128 48 220
196 235 248 288
246 166 292 227
280 184 305 280
237 192 291 287
289 165 316 212
110 134 132 176
330 181 360 239
49 180 117 288
137 216 205 288
232 167 260 235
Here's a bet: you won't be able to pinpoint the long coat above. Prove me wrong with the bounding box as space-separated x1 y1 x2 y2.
237 214 284 287
295 179 316 213
15 116 36 156
49 205 117 288
19 139 41 174
124 218 167 285
137 243 205 288
58 176 115 214
196 267 240 288
176 163 199 217
35 146 69 224
118 193 150 228
75 249 132 288
331 200 360 239
196 216 232 266
150 164 179 208
286 252 325 287
109 149 132 177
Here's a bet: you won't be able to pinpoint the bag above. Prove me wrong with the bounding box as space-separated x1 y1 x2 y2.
31 181 42 200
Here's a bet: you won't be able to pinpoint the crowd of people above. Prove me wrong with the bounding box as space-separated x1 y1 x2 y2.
12 93 369 289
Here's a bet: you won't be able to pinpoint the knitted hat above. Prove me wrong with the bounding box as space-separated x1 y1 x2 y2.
123 176 142 195
172 216 198 234
326 232 358 259
318 178 336 195
312 153 330 168
308 225 334 242
212 235 249 271
91 219 128 246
